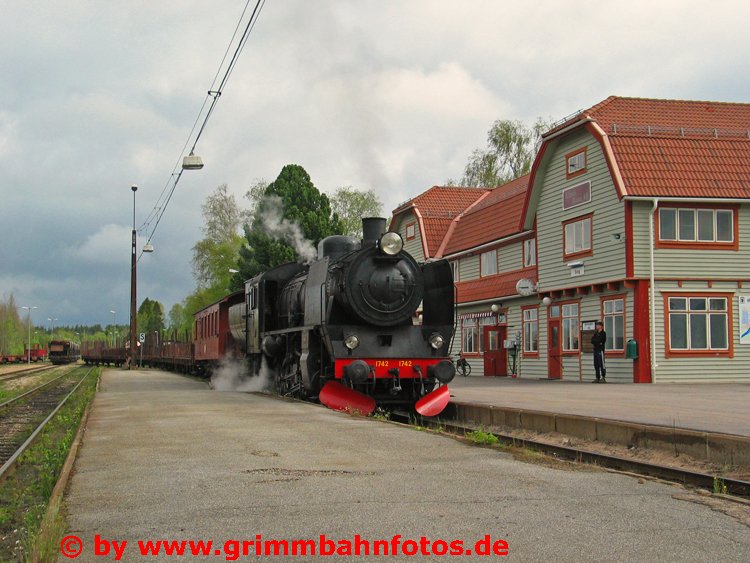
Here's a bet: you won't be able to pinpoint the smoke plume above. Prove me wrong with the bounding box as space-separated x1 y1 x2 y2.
259 195 317 263
210 356 273 393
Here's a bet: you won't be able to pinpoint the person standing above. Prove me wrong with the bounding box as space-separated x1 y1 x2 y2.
591 321 607 383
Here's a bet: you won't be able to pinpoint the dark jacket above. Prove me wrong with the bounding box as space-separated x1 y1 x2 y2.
591 330 607 352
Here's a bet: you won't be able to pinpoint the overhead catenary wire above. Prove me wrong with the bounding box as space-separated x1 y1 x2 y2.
138 0 266 256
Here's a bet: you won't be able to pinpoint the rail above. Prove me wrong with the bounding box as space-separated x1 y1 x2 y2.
0 368 94 481
0 363 58 383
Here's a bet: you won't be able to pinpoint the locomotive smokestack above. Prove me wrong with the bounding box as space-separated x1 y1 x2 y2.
362 217 387 247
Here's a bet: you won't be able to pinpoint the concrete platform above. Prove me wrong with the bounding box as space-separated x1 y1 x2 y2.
62 369 750 562
448 377 750 466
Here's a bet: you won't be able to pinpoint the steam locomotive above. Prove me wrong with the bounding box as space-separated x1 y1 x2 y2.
228 217 456 416
84 218 457 416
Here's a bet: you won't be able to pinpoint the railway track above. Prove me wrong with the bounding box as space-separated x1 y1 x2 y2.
0 368 93 480
0 363 58 383
390 412 750 499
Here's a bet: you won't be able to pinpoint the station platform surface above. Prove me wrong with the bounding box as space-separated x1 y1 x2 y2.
63 368 750 561
448 376 750 438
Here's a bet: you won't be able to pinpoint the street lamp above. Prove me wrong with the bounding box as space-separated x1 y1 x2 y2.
21 306 37 363
110 310 116 346
130 185 138 370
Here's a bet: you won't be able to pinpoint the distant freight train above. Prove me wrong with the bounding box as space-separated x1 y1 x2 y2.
83 218 457 416
48 340 81 364
0 345 47 364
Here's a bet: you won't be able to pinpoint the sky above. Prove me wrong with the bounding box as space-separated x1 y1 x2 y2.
1 0 749 329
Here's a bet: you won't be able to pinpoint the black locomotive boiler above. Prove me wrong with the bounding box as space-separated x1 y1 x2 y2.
229 217 456 415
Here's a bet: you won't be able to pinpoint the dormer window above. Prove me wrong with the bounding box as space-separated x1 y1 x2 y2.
565 148 587 179
405 223 416 240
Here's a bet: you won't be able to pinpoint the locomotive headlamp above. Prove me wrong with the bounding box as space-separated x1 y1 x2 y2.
379 232 403 255
344 334 361 350
429 333 445 349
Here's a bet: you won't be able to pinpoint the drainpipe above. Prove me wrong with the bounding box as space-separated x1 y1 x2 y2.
648 198 659 381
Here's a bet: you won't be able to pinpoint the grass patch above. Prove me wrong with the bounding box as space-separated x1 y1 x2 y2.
713 476 728 495
466 428 500 446
0 366 99 562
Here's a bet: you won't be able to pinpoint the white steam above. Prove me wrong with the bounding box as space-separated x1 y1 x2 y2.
210 356 273 393
260 195 317 263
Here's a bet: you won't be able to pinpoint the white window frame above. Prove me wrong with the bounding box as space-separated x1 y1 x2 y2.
450 260 459 282
667 296 729 352
567 151 587 175
562 181 592 210
480 249 498 277
523 238 536 267
562 303 580 352
564 217 592 256
462 318 478 354
659 208 734 243
602 298 625 352
522 308 539 354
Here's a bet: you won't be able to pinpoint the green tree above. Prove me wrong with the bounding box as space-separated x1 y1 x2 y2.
0 294 26 354
137 298 165 335
191 184 246 293
232 164 343 289
461 117 552 187
330 187 383 238
167 303 190 334
244 178 269 215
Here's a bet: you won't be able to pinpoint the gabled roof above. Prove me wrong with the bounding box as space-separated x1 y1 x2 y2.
392 186 487 257
552 96 750 198
440 174 531 257
524 96 750 227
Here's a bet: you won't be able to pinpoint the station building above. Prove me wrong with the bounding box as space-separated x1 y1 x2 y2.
391 96 750 383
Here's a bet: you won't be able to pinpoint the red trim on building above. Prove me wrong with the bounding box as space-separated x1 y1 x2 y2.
625 201 634 278
632 280 652 383
562 212 594 260
564 147 588 180
662 291 734 359
521 304 540 358
654 203 739 251
600 293 627 357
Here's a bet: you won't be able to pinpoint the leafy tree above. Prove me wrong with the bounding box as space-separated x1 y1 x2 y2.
167 303 189 333
191 184 246 292
137 298 165 335
330 187 383 238
244 178 269 215
0 293 26 354
461 117 552 187
232 164 343 289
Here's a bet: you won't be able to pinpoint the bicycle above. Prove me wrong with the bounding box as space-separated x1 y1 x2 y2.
454 354 471 377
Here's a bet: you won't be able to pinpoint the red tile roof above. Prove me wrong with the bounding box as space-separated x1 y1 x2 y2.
441 174 530 256
455 267 537 304
550 96 750 198
392 186 487 257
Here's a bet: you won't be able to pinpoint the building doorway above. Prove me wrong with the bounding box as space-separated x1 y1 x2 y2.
483 326 507 376
548 311 562 379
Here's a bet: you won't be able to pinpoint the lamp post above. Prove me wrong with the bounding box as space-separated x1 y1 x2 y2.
110 310 116 346
21 306 37 363
130 185 138 370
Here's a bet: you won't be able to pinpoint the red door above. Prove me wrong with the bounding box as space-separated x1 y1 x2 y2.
483 326 507 376
548 317 562 379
